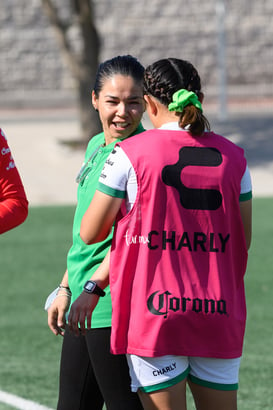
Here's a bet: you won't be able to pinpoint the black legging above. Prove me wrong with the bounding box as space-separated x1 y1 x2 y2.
57 327 143 410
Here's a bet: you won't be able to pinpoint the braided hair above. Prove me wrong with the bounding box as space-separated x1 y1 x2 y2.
144 58 210 136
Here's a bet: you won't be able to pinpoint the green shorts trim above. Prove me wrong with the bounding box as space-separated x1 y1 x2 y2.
188 374 238 391
139 366 190 393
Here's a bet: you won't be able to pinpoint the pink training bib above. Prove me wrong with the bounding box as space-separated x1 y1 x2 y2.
110 129 248 359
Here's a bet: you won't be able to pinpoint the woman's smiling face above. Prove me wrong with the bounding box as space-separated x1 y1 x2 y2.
92 74 145 145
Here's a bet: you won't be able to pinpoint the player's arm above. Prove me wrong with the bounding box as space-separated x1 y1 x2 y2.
239 166 252 250
239 199 252 250
80 190 123 245
80 145 129 245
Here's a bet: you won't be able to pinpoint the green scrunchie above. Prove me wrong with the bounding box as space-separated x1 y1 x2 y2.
168 89 203 112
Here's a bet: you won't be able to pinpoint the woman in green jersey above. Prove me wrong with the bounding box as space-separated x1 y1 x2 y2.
47 55 145 410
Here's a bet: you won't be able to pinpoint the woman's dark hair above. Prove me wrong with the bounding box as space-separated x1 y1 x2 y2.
144 58 210 136
93 55 144 97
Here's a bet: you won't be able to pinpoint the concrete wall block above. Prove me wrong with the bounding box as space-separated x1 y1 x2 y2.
0 0 272 107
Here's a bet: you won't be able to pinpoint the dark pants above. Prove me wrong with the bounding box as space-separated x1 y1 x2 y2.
57 327 143 410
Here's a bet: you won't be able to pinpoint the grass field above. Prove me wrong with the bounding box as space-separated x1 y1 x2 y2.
0 198 272 409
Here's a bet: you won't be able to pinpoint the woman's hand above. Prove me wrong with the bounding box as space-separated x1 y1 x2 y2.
47 293 71 336
68 292 100 336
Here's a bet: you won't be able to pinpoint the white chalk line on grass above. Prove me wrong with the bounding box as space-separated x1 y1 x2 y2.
0 390 53 410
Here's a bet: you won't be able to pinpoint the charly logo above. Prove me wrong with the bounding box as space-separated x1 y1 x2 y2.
147 290 227 318
162 146 223 210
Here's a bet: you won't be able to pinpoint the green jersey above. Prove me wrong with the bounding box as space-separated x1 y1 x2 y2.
67 124 145 328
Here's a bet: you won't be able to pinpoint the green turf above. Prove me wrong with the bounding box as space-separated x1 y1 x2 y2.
237 197 273 409
0 205 76 409
0 198 272 409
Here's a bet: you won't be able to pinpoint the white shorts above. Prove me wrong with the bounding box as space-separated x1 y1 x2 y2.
126 354 241 393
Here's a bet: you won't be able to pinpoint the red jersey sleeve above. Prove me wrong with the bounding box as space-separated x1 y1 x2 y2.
0 129 28 234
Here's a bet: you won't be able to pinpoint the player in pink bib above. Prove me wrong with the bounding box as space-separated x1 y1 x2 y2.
77 58 252 410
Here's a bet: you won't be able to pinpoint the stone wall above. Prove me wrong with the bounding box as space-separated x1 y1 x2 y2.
0 0 272 108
